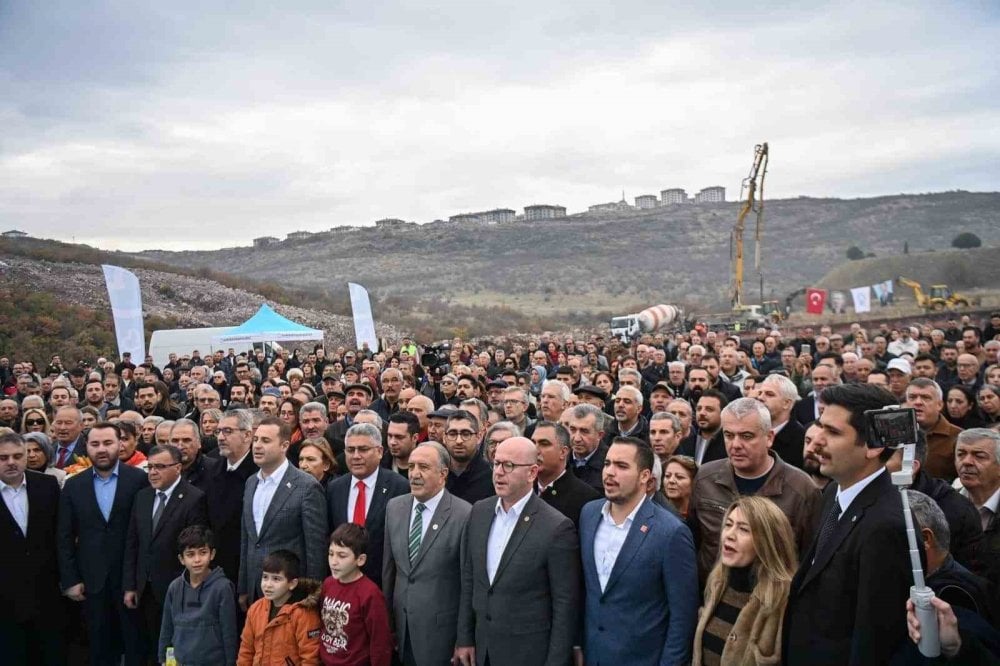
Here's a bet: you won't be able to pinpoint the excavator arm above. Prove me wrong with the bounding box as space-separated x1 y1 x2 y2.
731 143 769 309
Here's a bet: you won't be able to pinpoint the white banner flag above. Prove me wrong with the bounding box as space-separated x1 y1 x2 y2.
102 265 146 361
851 286 872 313
348 282 379 352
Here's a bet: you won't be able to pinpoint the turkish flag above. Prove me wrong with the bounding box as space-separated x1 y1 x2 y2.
806 288 827 314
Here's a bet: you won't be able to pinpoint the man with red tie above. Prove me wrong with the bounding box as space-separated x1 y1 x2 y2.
326 422 410 587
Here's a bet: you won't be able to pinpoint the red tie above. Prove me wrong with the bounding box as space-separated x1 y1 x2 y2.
352 480 367 526
57 447 70 468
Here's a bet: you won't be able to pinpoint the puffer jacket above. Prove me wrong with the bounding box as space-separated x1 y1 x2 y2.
238 578 323 666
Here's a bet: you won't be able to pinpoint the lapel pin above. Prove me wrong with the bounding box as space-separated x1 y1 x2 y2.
551 490 557 495
432 524 439 530
640 524 649 533
286 482 292 488
524 516 530 522
852 515 858 522
178 494 184 499
382 488 387 494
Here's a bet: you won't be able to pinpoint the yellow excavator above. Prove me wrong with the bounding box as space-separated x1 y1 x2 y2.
730 142 769 316
897 276 971 310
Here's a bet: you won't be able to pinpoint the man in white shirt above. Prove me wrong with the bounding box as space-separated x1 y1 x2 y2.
456 437 580 666
955 428 1000 588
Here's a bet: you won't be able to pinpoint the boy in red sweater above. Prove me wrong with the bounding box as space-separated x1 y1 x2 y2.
321 524 392 666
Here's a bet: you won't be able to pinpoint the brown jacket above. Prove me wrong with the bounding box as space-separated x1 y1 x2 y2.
692 579 787 666
690 452 821 579
238 579 322 666
923 415 962 483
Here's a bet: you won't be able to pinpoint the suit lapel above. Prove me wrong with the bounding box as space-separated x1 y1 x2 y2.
0 488 22 536
108 466 134 524
152 480 188 540
602 499 654 595
245 476 261 541
492 495 539 587
412 492 452 569
800 475 882 589
259 468 295 539
365 470 392 529
82 470 107 524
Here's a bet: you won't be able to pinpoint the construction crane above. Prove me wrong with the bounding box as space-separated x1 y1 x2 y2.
730 142 769 313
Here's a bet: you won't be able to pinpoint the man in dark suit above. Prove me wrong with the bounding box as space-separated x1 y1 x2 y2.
533 420 600 527
566 403 610 495
677 390 728 465
123 444 208 659
0 432 65 666
756 374 806 469
793 364 839 425
58 422 149 666
172 418 223 491
327 421 410 588
456 437 581 666
783 384 917 665
383 442 473 666
238 417 327 607
50 405 88 469
579 437 699 666
205 409 258 584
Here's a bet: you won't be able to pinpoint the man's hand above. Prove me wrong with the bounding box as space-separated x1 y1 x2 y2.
238 594 249 612
907 597 961 659
64 583 86 602
452 646 475 666
124 591 138 609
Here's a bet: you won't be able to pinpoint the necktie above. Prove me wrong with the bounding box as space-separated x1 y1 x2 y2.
153 490 167 531
352 480 367 526
980 506 993 532
409 503 426 563
813 501 842 562
152 491 167 531
57 447 70 468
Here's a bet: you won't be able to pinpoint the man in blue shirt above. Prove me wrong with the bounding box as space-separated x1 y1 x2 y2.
58 422 149 666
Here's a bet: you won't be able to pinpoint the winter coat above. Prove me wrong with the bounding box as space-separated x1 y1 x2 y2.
159 567 238 666
238 578 323 666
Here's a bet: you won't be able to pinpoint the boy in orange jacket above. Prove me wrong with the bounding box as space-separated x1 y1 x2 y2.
238 549 323 666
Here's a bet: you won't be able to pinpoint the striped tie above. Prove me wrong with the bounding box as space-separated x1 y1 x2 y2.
408 503 426 564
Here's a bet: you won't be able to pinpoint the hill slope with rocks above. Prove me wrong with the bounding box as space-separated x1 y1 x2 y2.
137 191 1000 316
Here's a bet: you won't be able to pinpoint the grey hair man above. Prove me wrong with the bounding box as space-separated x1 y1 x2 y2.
955 428 1000 588
756 374 806 469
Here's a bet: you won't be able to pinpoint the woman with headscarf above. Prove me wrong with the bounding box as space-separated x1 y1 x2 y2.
24 432 68 488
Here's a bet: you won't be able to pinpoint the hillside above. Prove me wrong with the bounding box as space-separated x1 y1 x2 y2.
137 192 1000 316
817 246 1000 294
0 256 401 359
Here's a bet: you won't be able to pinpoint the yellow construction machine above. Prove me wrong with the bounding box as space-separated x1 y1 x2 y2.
897 277 971 310
730 142 769 315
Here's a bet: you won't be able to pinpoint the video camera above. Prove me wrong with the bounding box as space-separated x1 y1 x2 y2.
421 342 452 373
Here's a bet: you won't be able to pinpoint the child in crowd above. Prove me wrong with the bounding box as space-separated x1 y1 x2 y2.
159 525 238 666
238 549 322 666
320 524 392 666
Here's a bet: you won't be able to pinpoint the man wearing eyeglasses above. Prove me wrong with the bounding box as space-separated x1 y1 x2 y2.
444 411 495 505
123 444 208 662
456 436 581 666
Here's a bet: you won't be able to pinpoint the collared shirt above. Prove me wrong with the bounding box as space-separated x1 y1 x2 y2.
227 449 251 472
973 487 1000 531
54 441 76 467
252 458 290 535
486 492 532 583
694 433 715 465
572 446 599 469
835 467 886 516
593 499 643 592
618 419 641 438
347 469 380 522
153 476 182 520
537 469 566 495
772 419 789 437
411 488 444 543
93 462 121 522
1 474 28 535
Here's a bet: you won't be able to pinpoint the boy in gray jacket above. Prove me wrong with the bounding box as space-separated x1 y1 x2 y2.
159 525 238 665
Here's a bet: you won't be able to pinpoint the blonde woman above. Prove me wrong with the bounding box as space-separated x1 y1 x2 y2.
693 496 798 665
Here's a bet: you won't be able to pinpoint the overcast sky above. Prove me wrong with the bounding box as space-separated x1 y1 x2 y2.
1 1 998 251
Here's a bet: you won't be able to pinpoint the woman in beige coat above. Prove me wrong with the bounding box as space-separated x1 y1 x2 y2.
693 496 798 666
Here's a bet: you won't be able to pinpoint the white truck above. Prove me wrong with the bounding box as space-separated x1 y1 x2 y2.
610 304 682 343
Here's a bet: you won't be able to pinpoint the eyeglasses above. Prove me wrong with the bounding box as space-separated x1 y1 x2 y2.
147 462 181 472
491 460 535 473
445 429 477 440
25 419 46 426
345 445 378 455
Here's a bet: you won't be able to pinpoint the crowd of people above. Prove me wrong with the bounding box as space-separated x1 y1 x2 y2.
2 311 1000 665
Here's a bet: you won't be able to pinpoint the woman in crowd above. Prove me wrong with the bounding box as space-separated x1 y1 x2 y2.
117 421 147 469
80 406 100 429
21 408 50 434
24 431 67 488
297 437 338 488
692 496 798 666
946 385 989 430
663 455 698 519
985 364 1000 387
977 385 1000 424
300 361 316 387
200 408 222 438
287 368 304 392
140 415 163 453
278 396 305 463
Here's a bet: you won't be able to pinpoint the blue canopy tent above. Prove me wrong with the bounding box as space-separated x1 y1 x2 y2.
211 304 324 345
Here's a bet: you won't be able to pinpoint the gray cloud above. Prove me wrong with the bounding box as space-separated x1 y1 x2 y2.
1 1 998 250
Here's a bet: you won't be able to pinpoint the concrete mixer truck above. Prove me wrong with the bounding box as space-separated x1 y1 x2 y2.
610 304 682 343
